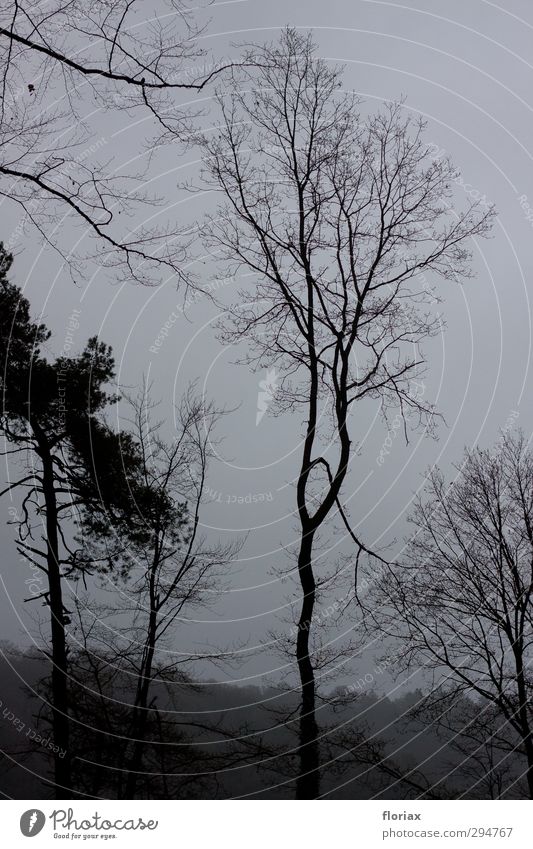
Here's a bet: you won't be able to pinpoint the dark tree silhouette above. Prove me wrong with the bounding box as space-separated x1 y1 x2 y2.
409 691 528 798
0 243 118 793
70 384 241 797
364 431 533 798
198 28 493 797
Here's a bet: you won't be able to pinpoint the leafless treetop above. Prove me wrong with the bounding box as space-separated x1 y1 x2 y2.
201 29 494 433
0 0 231 285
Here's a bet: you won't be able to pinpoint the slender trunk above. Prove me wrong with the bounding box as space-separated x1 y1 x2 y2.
125 603 157 797
294 214 350 798
513 643 533 798
296 526 319 799
35 430 71 795
522 737 533 800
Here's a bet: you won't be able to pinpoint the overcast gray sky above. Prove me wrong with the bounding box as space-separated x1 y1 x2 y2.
1 0 533 694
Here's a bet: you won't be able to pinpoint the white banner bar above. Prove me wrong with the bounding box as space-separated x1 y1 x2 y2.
3 799 531 848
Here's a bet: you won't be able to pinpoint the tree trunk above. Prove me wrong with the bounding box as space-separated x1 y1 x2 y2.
124 601 157 798
513 643 533 799
36 431 71 795
295 526 319 799
522 735 533 800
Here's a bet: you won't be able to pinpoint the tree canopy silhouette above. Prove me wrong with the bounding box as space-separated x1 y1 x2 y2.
364 431 533 798
199 27 493 798
0 243 118 793
0 0 237 284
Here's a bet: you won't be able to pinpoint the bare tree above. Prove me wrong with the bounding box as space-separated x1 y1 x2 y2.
364 431 533 798
198 28 493 797
71 385 242 797
0 0 235 284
